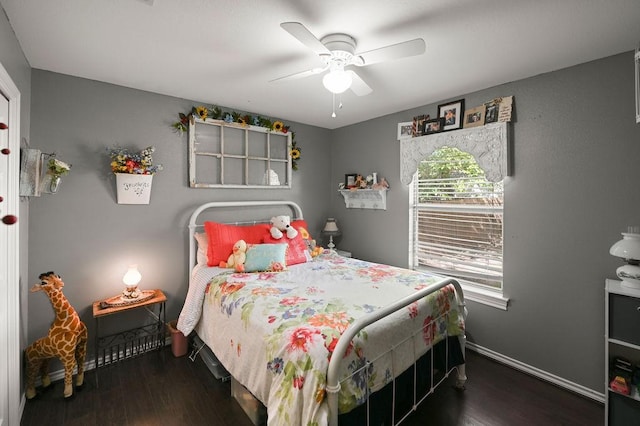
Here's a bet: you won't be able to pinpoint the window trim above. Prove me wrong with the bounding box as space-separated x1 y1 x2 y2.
408 133 510 311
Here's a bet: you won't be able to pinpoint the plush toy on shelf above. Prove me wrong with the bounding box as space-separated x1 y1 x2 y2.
354 174 367 189
219 239 247 272
270 215 298 239
372 177 390 190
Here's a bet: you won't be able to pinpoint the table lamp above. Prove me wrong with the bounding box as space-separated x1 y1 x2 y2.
323 218 341 251
122 264 142 299
610 227 640 289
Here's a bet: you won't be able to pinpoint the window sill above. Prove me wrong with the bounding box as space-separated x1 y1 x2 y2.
460 283 509 310
414 266 509 310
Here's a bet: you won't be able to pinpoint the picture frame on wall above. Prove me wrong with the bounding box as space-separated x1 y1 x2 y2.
484 96 514 123
397 122 413 139
463 105 486 128
484 100 499 123
438 99 465 131
412 114 430 137
345 173 357 189
423 118 445 134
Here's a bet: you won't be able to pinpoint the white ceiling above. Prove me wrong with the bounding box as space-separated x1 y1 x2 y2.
2 0 640 129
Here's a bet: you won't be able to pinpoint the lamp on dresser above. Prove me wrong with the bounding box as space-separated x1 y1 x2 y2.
322 218 341 251
610 226 640 289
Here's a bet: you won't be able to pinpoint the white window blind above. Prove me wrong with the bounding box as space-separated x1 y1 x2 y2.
413 150 503 289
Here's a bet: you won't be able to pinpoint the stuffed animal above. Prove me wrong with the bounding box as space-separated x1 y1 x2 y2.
219 239 247 272
270 215 298 240
354 174 367 189
372 177 390 190
25 272 88 400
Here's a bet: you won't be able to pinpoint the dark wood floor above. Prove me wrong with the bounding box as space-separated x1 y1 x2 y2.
21 348 603 426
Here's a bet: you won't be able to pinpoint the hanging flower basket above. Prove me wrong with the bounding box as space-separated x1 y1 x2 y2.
108 145 162 205
116 173 153 204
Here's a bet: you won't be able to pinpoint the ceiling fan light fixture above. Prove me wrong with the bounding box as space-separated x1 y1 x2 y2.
322 68 352 94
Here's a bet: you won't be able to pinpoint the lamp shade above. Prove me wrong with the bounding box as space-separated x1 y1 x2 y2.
610 232 640 261
610 230 640 289
123 264 142 286
323 218 341 251
322 69 352 94
323 218 341 236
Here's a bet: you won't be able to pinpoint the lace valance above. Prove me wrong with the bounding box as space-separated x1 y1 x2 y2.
399 121 508 184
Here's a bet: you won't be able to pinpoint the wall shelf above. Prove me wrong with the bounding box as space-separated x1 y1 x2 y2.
339 189 388 210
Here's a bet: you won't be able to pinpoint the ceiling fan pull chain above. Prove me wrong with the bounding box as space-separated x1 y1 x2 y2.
339 95 343 110
331 93 337 118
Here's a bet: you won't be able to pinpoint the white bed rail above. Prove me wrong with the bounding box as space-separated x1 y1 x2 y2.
326 277 466 426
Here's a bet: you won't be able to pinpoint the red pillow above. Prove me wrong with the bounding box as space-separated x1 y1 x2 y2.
291 220 312 241
204 222 271 267
263 232 310 266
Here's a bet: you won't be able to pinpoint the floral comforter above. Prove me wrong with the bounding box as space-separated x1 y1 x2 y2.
190 251 465 426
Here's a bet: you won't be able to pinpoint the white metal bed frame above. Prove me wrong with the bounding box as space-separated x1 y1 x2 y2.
187 200 467 426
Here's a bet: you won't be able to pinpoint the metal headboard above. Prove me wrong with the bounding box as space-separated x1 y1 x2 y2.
187 200 304 273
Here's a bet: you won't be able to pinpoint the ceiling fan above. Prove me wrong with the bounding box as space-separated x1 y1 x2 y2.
273 22 426 99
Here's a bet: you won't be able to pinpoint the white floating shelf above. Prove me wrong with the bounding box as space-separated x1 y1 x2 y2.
339 189 388 210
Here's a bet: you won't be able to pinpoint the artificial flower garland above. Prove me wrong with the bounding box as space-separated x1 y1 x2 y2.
172 105 301 170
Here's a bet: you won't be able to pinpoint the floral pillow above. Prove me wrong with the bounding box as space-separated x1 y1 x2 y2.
291 220 316 253
243 243 288 272
263 232 311 266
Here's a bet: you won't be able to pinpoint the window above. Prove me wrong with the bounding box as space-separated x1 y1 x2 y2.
411 146 503 290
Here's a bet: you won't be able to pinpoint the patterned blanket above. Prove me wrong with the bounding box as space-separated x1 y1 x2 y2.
191 251 465 426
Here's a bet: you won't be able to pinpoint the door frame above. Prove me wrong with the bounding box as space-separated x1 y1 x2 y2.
0 60 21 426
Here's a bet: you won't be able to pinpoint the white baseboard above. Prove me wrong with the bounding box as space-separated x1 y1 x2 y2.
466 342 605 403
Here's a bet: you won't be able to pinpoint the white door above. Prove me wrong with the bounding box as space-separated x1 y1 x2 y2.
0 91 11 426
0 62 20 426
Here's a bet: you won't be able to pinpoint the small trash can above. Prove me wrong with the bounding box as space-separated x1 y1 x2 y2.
167 320 188 357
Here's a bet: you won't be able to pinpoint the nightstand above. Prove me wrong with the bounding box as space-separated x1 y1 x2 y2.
336 249 352 258
92 289 166 385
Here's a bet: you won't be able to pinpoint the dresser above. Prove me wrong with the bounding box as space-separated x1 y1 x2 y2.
605 279 640 424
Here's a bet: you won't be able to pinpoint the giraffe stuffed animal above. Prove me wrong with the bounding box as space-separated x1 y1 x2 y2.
25 271 88 399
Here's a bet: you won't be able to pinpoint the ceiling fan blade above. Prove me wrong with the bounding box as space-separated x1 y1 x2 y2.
347 70 373 96
356 38 426 66
280 22 331 55
270 66 328 83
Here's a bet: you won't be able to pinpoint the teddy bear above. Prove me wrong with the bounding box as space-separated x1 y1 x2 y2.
354 174 367 189
270 215 298 240
219 239 247 272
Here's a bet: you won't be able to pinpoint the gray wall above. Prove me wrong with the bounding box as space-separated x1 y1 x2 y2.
330 51 640 393
27 70 332 347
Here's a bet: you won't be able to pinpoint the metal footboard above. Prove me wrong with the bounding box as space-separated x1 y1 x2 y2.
326 277 467 426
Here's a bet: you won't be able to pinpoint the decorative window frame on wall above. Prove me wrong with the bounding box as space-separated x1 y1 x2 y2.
188 118 292 188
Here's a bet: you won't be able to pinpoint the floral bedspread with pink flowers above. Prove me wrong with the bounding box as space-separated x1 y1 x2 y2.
193 251 465 426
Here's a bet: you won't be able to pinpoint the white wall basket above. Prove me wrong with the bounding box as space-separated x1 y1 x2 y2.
116 173 153 204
